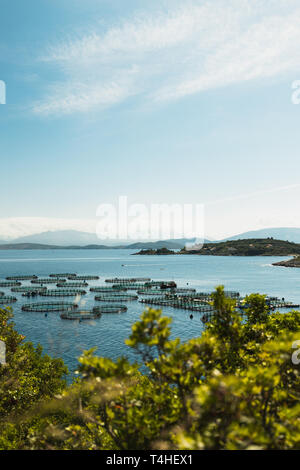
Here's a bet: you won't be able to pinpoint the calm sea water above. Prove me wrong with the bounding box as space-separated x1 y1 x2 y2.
0 249 299 376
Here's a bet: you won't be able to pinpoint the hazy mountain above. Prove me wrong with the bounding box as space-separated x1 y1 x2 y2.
11 230 114 246
9 231 209 248
220 228 300 243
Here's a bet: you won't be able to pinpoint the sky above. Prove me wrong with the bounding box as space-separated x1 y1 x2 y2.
1 0 300 240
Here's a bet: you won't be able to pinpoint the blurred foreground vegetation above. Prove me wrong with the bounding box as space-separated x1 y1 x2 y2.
0 286 299 450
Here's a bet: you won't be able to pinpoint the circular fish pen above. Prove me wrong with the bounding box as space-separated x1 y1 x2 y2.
57 282 88 288
0 296 17 304
0 292 4 297
105 278 151 284
95 294 138 302
137 289 166 295
112 283 145 290
60 310 101 320
40 289 87 297
6 275 37 281
22 302 78 313
49 273 77 278
11 286 47 293
90 286 127 293
0 281 21 287
31 279 67 284
68 275 99 280
93 305 127 314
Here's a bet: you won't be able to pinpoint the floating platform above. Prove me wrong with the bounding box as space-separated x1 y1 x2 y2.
95 294 138 302
40 289 87 297
0 296 17 304
6 275 38 281
68 275 99 280
57 282 88 288
0 281 22 287
60 310 101 320
90 286 127 293
105 278 151 284
22 302 78 313
93 305 127 314
11 286 47 293
31 279 67 285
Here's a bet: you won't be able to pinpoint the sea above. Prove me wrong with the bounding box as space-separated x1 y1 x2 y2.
0 249 299 377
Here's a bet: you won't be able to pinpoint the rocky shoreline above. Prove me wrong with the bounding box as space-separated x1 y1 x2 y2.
272 256 300 268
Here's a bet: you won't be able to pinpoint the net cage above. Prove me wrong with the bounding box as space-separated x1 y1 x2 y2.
0 281 22 287
95 294 138 302
105 278 151 284
49 273 77 278
112 283 145 290
40 289 87 297
93 305 128 314
0 296 17 304
6 275 38 281
137 289 167 295
90 286 127 293
22 302 78 313
0 292 4 297
60 310 101 320
68 275 99 280
57 282 88 288
11 286 47 293
31 279 67 284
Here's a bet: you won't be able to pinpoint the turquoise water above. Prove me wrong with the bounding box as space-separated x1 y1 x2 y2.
0 249 299 375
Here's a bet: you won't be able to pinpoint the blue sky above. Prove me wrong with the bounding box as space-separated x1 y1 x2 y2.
1 0 300 240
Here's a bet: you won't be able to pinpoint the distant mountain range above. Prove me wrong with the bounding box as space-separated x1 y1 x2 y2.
221 227 300 243
0 238 199 251
1 227 300 249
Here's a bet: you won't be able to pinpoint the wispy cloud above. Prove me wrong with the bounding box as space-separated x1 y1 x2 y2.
33 0 300 116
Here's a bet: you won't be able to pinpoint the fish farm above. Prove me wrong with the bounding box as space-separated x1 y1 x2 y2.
68 275 100 280
60 310 102 320
11 286 48 293
6 275 38 281
40 289 87 297
56 282 88 288
93 305 128 314
31 278 67 284
0 296 17 304
95 294 138 302
49 273 77 278
22 302 78 312
0 281 22 287
0 272 299 324
105 278 151 283
90 286 127 292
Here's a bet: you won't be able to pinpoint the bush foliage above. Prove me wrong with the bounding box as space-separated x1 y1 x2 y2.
0 286 299 450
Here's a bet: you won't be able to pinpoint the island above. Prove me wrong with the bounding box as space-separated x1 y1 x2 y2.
132 247 176 255
134 238 300 259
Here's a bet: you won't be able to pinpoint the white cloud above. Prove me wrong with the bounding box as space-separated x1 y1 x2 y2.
33 0 300 115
